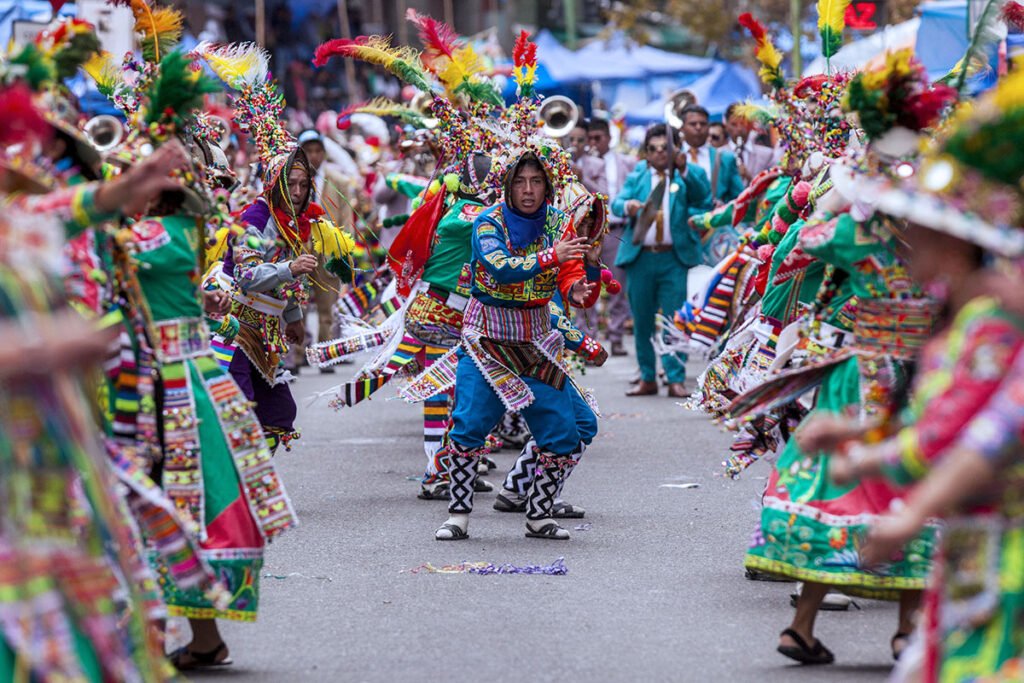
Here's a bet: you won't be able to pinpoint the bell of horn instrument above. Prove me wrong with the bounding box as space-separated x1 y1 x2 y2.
664 89 697 129
84 114 124 152
208 115 233 150
537 95 580 139
410 91 439 129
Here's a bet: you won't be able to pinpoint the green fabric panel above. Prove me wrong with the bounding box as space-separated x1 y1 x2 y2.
70 619 104 683
387 174 429 199
940 527 1024 681
746 357 934 591
421 198 479 292
760 219 827 323
134 215 203 321
190 357 244 523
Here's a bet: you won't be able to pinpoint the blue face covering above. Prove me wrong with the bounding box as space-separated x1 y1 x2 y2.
504 201 548 250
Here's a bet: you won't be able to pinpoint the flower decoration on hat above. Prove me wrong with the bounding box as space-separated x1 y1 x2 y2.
874 62 1024 256
844 50 957 142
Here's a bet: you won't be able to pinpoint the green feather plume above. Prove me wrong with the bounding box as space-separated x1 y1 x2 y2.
144 51 221 132
10 44 55 91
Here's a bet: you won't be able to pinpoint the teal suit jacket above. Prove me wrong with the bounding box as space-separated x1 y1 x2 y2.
611 160 712 269
709 147 745 204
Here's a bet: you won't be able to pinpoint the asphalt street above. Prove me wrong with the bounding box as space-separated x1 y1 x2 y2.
190 353 902 683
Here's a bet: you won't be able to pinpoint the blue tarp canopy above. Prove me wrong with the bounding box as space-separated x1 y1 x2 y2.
502 29 721 104
0 0 74 39
625 61 762 124
574 32 714 76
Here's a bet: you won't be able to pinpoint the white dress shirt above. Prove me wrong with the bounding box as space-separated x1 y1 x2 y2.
644 167 673 247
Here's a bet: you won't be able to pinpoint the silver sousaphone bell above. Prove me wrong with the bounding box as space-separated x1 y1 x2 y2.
84 114 125 152
409 91 439 129
537 95 580 139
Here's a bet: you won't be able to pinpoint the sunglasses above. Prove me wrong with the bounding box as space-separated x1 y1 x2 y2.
709 135 724 143
646 144 668 153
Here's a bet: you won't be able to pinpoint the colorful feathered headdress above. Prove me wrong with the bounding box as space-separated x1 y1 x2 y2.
405 12 504 107
34 18 102 82
843 49 956 141
873 62 1024 256
197 42 293 165
141 50 220 139
512 31 539 100
738 13 785 90
312 35 432 93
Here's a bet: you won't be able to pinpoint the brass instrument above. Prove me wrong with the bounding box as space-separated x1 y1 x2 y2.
663 89 697 130
410 91 439 129
537 95 580 139
83 114 125 152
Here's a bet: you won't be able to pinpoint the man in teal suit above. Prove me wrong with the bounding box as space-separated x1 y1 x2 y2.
678 105 745 207
611 124 712 398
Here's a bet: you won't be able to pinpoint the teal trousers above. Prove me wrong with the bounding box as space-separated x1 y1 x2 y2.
624 250 688 384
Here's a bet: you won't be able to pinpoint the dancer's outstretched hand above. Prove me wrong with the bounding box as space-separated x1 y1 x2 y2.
570 279 597 306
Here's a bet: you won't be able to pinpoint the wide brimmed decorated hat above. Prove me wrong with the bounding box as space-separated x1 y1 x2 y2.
829 49 958 212
871 65 1024 257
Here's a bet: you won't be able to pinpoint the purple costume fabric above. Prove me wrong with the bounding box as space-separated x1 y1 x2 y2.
229 333 297 432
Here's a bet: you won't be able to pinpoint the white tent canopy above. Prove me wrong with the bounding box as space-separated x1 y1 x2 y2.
803 18 920 76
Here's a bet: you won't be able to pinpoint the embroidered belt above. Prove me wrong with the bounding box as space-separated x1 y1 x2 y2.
212 263 287 317
400 297 567 412
154 317 211 364
461 297 552 343
853 297 940 361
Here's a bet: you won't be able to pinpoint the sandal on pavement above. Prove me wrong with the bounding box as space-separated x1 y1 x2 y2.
493 492 526 513
891 632 911 661
417 484 449 501
525 522 570 540
777 628 834 665
434 523 468 541
552 501 585 519
169 643 232 671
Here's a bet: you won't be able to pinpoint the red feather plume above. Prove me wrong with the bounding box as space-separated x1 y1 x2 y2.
406 9 458 73
0 82 51 147
312 38 358 68
737 13 767 42
513 30 536 68
1002 1 1024 29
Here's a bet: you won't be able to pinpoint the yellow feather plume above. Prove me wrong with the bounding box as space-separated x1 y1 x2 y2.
196 42 270 89
311 219 356 275
992 58 1024 113
817 0 852 60
128 0 183 62
83 50 121 95
436 44 483 92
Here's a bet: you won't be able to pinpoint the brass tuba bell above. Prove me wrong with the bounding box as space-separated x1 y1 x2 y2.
410 91 439 129
537 95 580 139
84 114 125 152
664 89 697 130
